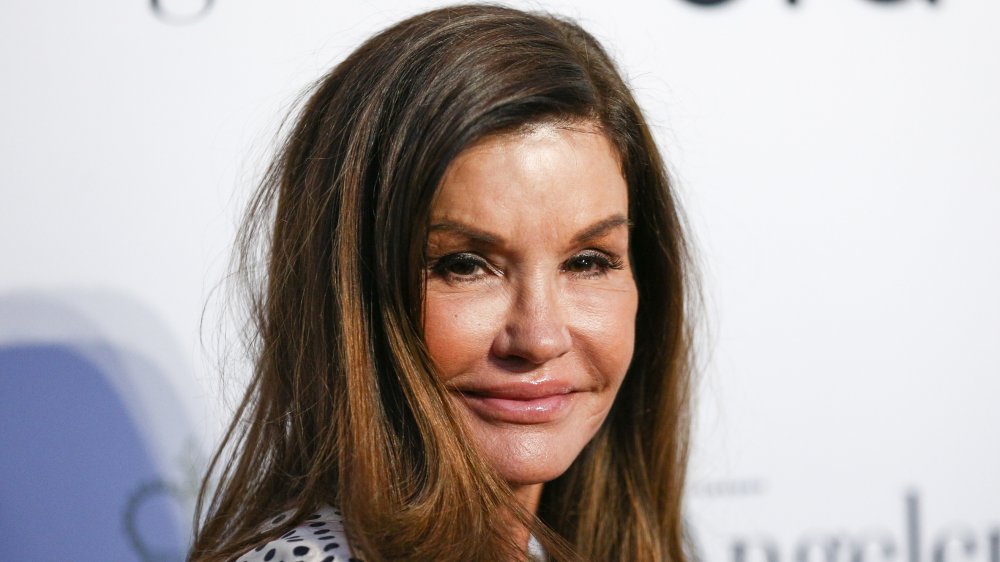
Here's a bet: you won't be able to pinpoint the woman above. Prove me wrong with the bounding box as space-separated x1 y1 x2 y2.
189 4 695 562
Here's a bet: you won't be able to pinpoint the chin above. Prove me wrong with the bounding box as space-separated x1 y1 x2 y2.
472 421 600 485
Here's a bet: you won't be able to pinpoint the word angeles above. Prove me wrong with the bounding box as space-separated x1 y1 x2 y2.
725 491 998 562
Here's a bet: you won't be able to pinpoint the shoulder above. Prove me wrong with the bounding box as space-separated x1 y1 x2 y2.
234 505 362 562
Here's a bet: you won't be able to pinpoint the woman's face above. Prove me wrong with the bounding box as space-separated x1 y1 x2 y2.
423 123 639 490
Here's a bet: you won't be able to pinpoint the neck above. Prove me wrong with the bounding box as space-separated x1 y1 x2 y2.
509 483 543 550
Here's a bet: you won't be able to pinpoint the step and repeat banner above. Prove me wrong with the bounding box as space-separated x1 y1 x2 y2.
1 1 997 560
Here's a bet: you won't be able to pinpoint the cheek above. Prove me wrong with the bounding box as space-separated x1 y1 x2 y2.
572 284 639 387
423 290 505 380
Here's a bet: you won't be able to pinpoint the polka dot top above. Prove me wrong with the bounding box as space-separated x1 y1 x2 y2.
235 504 547 561
236 505 360 562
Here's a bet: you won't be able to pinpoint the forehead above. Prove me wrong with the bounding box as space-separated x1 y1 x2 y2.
430 124 628 236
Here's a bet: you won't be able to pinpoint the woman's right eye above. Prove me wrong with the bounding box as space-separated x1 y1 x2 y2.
429 253 491 282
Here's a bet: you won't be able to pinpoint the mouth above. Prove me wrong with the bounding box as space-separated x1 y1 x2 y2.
451 384 578 424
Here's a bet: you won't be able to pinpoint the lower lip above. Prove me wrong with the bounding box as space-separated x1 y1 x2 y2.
456 392 576 424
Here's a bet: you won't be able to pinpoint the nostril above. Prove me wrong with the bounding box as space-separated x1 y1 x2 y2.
488 353 542 374
490 325 571 368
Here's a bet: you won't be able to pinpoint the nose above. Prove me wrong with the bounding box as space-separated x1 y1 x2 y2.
490 276 572 367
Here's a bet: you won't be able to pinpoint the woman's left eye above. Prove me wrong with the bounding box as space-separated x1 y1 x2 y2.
428 252 494 283
563 251 625 277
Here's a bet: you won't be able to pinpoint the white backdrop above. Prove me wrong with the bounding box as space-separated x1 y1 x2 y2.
1 1 997 560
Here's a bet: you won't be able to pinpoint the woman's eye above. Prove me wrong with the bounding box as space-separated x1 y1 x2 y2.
430 253 490 281
564 251 624 277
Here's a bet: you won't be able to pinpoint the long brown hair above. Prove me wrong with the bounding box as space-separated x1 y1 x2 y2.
190 5 695 561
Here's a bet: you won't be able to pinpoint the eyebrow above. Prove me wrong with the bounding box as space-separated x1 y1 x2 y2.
572 214 630 244
428 213 630 246
428 221 504 246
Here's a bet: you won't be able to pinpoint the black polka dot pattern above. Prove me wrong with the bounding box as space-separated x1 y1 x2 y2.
236 504 547 561
237 505 359 562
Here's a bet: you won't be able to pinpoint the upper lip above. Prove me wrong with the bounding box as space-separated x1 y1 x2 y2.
450 379 577 401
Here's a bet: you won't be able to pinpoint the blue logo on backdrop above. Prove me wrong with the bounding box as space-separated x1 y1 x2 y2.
0 345 186 561
0 293 200 562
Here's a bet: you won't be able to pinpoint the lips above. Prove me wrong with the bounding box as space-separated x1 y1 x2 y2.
450 380 578 424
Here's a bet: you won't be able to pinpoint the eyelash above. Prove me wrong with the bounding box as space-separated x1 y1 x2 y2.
564 250 625 278
427 250 625 283
428 252 495 283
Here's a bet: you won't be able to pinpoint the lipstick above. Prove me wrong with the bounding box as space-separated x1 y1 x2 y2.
451 380 578 424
